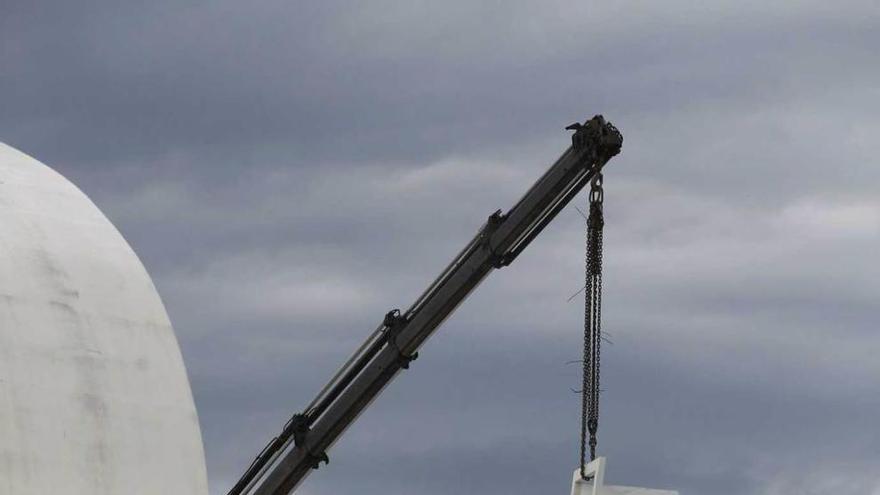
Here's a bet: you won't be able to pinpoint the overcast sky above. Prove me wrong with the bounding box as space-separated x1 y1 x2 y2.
3 1 879 494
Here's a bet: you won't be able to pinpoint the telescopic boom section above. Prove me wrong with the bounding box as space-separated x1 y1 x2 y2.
228 116 623 495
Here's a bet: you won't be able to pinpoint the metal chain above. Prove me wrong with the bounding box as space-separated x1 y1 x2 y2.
580 174 604 479
580 243 592 478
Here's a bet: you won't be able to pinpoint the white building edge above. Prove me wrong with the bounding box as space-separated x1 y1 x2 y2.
571 457 678 495
0 143 209 494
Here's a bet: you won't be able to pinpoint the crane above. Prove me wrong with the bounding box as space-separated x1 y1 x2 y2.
228 115 624 495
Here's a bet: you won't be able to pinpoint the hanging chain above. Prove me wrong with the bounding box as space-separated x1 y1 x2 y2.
580 174 604 479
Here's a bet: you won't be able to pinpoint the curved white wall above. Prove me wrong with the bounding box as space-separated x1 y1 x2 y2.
0 143 209 494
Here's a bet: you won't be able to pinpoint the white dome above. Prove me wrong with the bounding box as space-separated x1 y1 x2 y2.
0 143 209 494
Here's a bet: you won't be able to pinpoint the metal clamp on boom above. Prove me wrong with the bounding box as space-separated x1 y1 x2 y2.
289 414 329 470
482 209 511 268
383 309 418 369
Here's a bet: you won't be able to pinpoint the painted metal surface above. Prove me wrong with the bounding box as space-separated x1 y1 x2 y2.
571 458 678 495
0 143 209 494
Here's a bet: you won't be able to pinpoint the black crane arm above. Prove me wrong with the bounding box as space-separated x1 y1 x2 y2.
229 115 623 495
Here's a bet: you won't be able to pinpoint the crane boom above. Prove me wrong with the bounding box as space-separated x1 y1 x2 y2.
229 115 623 495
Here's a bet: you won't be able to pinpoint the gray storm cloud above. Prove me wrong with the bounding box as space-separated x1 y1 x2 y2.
2 1 879 494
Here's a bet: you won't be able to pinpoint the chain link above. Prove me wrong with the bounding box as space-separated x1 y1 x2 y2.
580 174 604 479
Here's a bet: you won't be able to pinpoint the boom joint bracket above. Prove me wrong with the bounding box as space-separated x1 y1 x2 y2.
383 309 419 369
289 413 329 470
482 210 512 268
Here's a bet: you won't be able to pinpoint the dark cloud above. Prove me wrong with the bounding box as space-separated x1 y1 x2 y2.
3 1 879 494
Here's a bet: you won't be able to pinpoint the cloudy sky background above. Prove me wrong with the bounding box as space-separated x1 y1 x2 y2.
3 1 879 494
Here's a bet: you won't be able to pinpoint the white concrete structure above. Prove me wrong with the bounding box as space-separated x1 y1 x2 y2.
571 458 678 495
0 143 209 494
